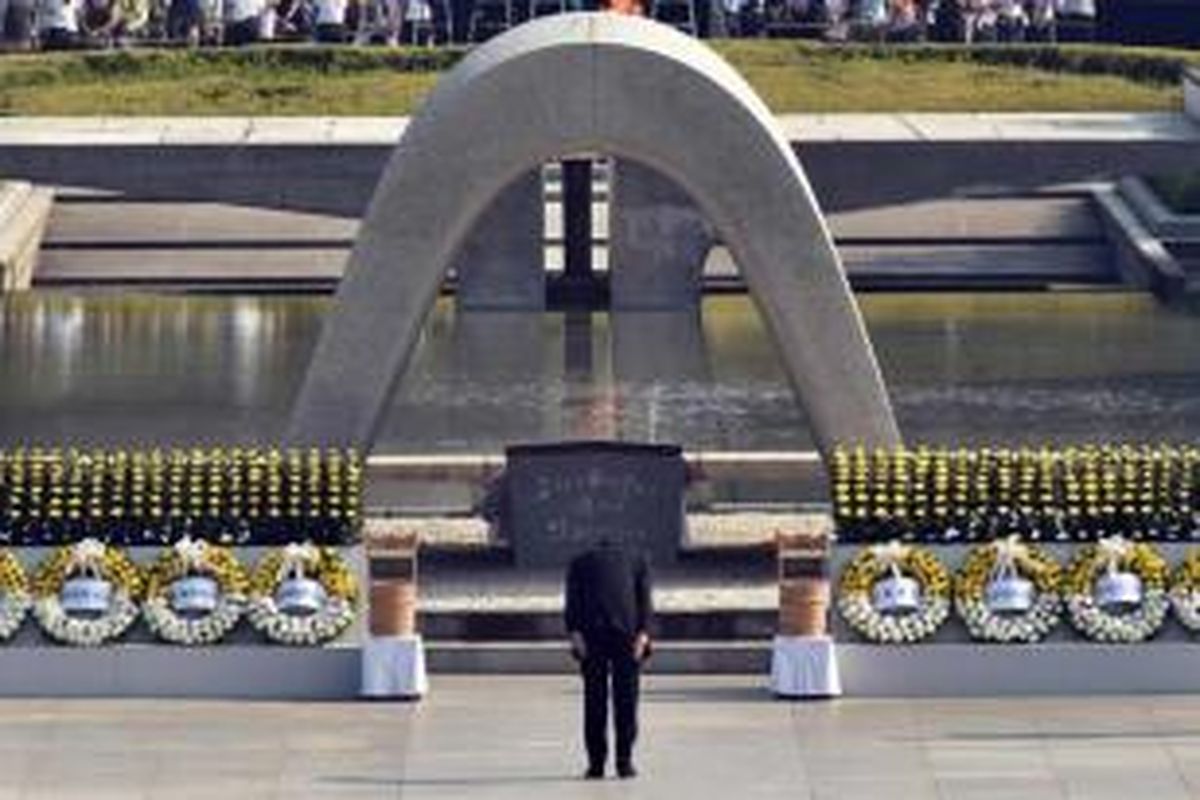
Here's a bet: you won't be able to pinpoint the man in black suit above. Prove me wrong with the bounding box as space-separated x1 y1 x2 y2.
564 538 653 780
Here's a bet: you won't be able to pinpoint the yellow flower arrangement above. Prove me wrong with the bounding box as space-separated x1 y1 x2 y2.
1064 536 1169 642
954 538 1062 643
142 538 250 645
837 541 951 644
247 543 359 645
955 541 1060 603
1170 549 1200 632
144 541 248 599
32 539 142 646
249 546 358 604
31 542 142 601
1064 541 1168 597
0 551 30 640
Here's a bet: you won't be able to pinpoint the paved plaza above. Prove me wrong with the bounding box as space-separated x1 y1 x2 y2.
1 676 1200 798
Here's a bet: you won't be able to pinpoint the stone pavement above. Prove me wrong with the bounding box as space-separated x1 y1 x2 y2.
4 676 1200 799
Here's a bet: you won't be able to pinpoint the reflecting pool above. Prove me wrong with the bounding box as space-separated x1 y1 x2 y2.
1 292 1198 451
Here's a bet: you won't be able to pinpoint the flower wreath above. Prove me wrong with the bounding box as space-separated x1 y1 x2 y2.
837 541 951 644
1065 536 1169 643
143 538 250 646
1169 548 1200 632
0 551 30 641
954 536 1062 643
32 539 142 646
248 543 358 646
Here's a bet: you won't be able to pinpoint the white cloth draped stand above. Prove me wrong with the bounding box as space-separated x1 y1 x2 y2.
769 635 842 698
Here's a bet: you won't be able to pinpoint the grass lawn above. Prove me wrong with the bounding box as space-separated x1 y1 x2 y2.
0 40 1192 115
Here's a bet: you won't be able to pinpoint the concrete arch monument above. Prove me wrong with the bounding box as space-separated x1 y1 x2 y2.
287 12 900 456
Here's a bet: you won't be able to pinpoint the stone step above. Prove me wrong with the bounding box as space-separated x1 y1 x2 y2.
420 608 777 642
424 639 770 674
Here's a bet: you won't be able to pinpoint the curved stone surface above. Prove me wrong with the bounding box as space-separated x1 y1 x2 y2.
287 12 900 456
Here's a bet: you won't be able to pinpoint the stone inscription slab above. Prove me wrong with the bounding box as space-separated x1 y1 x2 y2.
504 441 685 567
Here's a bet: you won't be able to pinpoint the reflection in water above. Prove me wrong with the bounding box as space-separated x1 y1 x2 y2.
1 292 1199 451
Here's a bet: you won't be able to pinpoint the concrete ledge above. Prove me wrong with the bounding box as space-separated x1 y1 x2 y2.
1092 183 1188 299
838 643 1200 697
0 181 52 292
1186 67 1200 123
1119 175 1200 240
0 645 360 698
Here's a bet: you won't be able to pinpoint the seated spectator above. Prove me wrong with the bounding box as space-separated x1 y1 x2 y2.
930 0 966 41
274 0 314 37
1026 0 1054 41
223 0 265 44
970 0 996 41
35 0 80 48
353 0 400 44
852 0 887 40
166 0 205 44
995 0 1024 40
886 0 920 41
313 0 347 40
113 0 148 41
2 0 37 48
81 0 113 43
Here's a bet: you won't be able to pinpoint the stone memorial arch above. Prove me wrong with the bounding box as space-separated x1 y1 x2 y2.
286 12 900 457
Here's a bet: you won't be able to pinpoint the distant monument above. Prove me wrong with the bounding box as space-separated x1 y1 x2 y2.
503 441 686 567
286 13 900 457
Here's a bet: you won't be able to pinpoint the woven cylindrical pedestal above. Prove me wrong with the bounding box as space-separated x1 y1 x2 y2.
776 531 831 637
779 581 830 637
370 581 417 637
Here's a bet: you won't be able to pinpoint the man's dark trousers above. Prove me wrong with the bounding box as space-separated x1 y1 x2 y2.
580 628 640 770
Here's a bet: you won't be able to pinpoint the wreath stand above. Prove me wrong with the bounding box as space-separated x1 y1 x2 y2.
360 534 427 700
769 532 842 698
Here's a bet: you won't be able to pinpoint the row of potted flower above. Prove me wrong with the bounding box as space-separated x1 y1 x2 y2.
0 446 364 546
831 444 1199 543
0 538 359 647
836 535 1198 645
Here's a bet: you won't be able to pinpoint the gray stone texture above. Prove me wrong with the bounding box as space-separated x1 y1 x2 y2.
6 678 1200 799
0 181 52 292
609 160 712 310
287 13 899 457
454 169 544 310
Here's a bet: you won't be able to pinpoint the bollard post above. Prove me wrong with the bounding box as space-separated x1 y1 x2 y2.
769 528 842 698
361 531 428 700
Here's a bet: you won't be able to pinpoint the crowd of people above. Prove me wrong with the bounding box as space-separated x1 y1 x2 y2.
0 0 446 48
0 0 1099 51
751 0 1099 42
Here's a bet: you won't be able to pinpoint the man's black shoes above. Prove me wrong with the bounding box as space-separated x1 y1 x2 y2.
616 762 638 779
584 766 605 780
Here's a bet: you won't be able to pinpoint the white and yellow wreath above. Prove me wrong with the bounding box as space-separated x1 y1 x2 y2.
32 539 142 646
143 538 249 646
248 543 358 646
1065 536 1169 643
0 551 30 641
954 536 1062 643
837 541 951 644
1169 548 1200 632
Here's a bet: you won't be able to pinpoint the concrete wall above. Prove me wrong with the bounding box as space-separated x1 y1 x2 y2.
7 137 1200 219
